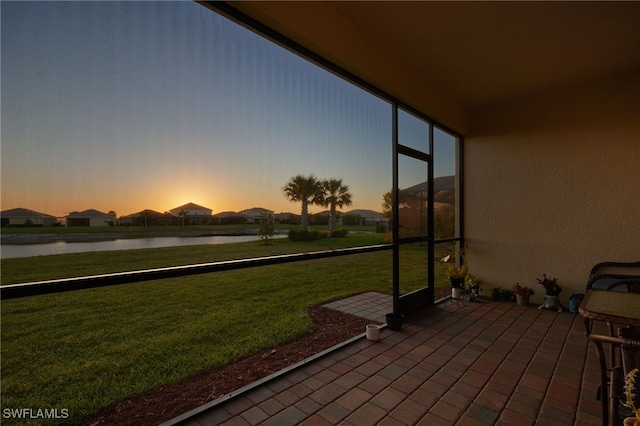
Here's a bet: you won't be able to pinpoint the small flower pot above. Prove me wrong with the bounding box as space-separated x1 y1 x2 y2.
538 294 563 312
385 313 404 331
516 294 530 306
452 287 462 299
449 276 464 288
366 324 380 341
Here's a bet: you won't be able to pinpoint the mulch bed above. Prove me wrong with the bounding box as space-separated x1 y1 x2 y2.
85 306 377 426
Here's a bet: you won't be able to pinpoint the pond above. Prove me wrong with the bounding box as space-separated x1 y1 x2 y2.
0 234 286 259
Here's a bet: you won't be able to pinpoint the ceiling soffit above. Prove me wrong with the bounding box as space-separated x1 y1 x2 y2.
223 1 640 133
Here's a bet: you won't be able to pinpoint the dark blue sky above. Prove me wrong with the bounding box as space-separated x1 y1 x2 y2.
1 1 453 217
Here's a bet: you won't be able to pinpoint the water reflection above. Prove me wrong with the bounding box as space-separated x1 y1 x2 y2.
1 235 286 259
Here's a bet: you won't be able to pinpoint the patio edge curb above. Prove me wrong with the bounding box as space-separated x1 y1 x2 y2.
160 324 387 426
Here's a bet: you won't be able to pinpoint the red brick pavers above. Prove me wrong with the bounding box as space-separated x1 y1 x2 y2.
170 295 604 426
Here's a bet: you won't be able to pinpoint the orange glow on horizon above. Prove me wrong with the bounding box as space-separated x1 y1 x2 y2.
1 187 379 219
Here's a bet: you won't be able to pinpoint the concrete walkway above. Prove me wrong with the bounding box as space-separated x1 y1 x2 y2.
167 292 604 425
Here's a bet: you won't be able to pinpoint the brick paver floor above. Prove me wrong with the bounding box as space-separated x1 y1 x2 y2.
164 292 605 425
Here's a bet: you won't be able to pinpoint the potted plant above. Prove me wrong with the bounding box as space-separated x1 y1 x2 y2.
623 368 640 425
465 274 482 302
513 283 535 306
536 274 563 312
385 313 404 331
466 274 482 295
446 245 468 294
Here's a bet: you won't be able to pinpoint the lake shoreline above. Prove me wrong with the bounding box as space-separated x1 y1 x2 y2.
0 228 282 245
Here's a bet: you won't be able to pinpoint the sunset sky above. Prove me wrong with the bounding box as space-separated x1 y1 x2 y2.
2 1 454 219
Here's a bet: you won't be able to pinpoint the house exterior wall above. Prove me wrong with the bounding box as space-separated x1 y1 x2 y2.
239 208 274 224
181 208 211 217
89 217 110 227
169 204 212 225
3 217 57 226
67 216 114 227
66 210 116 227
465 70 640 305
183 211 211 225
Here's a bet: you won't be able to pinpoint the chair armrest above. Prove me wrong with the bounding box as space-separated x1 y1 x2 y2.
590 261 640 277
587 260 640 292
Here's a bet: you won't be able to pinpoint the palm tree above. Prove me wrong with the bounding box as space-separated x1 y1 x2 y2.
282 174 322 231
177 209 189 226
320 178 353 235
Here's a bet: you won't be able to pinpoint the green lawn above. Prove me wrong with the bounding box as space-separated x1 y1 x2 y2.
1 233 383 285
1 233 453 425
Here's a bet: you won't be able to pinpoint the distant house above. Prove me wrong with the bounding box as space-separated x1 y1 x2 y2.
274 212 300 225
212 211 247 225
66 209 116 227
169 202 213 225
238 207 274 224
1 207 59 227
121 209 177 226
344 209 384 226
310 210 339 226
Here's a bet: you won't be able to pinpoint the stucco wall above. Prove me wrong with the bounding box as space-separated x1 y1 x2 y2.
465 70 640 304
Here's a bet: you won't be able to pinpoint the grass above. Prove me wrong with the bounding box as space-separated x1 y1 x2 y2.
1 233 383 284
1 233 454 425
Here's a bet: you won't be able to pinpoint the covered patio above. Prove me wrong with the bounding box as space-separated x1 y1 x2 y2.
168 293 604 425
162 3 638 422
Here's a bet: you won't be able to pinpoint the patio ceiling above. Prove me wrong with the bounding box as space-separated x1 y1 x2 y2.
222 1 640 132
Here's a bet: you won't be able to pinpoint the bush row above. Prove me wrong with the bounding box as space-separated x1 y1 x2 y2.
288 229 348 241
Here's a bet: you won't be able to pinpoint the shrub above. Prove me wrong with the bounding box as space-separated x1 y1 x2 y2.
331 229 348 238
288 229 328 242
258 213 275 244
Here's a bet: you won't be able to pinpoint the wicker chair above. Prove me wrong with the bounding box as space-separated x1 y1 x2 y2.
584 261 640 336
587 261 640 292
589 328 640 426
